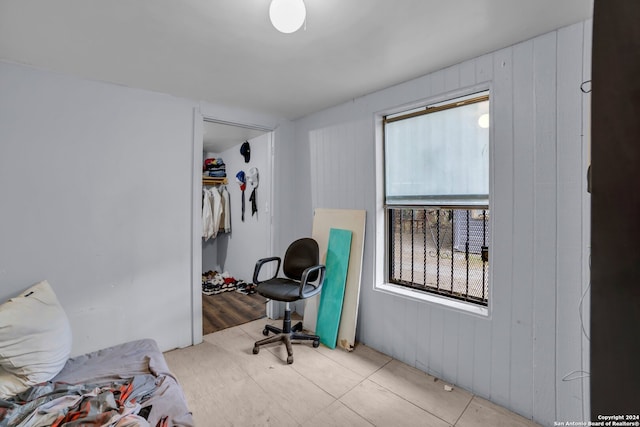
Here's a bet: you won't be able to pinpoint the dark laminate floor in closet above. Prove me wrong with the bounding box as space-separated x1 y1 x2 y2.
202 291 267 335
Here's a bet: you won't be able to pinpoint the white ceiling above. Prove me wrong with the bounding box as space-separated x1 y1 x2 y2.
0 0 593 150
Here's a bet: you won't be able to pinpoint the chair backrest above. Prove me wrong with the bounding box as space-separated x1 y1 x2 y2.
282 238 319 281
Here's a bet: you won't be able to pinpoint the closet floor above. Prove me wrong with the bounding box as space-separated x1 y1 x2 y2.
202 291 267 335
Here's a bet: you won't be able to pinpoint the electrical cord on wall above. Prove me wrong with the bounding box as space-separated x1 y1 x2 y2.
579 282 591 342
562 370 590 382
560 250 591 383
579 252 591 341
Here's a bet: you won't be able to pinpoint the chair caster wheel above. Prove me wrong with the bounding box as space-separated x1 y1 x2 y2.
313 340 320 348
253 346 260 355
262 328 269 336
287 355 294 364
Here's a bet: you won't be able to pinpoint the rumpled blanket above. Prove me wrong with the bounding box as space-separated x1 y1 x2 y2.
0 374 166 427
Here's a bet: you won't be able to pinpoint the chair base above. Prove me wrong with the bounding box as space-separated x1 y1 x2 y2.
252 303 319 364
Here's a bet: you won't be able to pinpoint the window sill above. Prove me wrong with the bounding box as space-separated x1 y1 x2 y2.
374 282 490 317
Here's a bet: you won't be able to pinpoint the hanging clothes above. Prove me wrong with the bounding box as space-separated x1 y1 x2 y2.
202 189 214 240
248 187 256 217
202 187 224 240
247 167 259 217
221 186 231 233
235 171 246 222
210 187 223 237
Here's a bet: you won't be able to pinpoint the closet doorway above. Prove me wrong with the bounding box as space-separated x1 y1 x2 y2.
198 119 274 337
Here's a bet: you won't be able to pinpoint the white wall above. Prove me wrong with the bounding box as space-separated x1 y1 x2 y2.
274 122 307 251
293 21 592 426
0 60 288 356
202 235 218 272
0 61 193 356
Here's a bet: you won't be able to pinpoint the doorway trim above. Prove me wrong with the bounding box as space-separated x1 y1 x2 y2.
191 108 276 345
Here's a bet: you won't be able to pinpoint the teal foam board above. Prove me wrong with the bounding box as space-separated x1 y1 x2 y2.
316 228 352 349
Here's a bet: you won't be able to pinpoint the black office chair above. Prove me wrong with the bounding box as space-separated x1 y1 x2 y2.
251 238 326 364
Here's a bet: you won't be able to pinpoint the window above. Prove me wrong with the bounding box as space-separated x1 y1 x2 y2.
383 91 490 306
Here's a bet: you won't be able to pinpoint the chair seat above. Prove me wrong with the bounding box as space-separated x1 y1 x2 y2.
257 278 321 302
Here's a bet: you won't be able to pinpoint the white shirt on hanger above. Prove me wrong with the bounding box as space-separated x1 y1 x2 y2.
202 188 214 240
210 187 223 238
221 186 231 233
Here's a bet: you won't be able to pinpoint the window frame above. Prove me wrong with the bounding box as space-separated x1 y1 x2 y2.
374 85 493 316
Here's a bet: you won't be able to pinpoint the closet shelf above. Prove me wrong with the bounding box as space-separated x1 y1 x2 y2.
203 177 227 186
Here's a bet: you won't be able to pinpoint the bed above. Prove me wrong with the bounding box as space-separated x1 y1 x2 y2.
0 281 194 427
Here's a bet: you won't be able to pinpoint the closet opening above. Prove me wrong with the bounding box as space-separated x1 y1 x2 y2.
194 117 275 340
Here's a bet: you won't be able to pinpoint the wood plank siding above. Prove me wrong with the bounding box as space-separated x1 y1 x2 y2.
295 21 591 425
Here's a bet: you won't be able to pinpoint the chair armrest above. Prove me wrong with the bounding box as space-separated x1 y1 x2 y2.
299 265 326 298
253 256 281 285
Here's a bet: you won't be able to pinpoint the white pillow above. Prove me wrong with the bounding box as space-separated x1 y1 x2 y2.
0 280 72 398
0 366 27 399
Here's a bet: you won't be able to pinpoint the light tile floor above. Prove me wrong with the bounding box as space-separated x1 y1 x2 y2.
164 318 541 427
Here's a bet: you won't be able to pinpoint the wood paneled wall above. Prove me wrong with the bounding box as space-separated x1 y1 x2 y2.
294 21 591 425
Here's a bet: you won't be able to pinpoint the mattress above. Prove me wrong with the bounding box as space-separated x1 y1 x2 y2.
1 339 194 427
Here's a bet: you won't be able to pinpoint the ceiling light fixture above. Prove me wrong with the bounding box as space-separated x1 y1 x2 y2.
269 0 306 34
